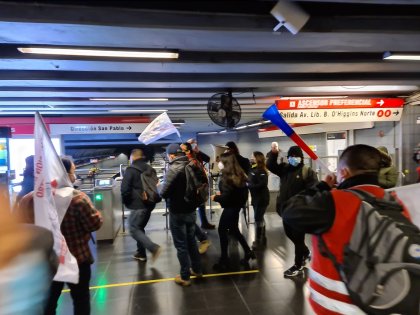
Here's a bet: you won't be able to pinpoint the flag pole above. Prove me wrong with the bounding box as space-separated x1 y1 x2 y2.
262 104 332 175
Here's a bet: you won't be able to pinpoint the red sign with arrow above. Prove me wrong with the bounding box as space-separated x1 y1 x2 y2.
276 98 404 110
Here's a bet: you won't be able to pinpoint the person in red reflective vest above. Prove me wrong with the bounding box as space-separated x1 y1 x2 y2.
282 144 410 315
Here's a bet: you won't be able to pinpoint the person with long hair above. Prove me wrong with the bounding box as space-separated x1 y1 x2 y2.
248 151 270 249
211 152 255 271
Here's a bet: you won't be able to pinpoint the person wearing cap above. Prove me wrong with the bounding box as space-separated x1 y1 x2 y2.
225 141 251 174
186 138 215 230
180 142 211 254
376 146 398 188
266 145 318 278
160 143 202 287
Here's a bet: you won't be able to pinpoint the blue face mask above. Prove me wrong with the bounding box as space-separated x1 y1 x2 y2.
288 157 301 167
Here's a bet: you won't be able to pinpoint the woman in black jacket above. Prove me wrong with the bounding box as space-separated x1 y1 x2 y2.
248 151 269 249
211 152 255 271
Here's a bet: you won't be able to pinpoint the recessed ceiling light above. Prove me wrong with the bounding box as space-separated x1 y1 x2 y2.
17 47 179 59
383 51 420 61
90 98 168 101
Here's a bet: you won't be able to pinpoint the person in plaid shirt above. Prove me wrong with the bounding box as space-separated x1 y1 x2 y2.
45 157 103 315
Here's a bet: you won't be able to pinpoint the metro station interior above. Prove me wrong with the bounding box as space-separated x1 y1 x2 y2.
0 1 420 315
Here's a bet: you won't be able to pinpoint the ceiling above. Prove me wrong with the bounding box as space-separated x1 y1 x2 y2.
0 0 420 134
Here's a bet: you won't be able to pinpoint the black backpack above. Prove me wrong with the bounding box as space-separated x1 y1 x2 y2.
319 189 420 315
184 158 209 208
129 165 162 208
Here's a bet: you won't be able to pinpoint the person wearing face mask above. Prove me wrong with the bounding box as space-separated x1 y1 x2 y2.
266 145 318 278
187 138 215 230
45 157 103 315
281 144 414 315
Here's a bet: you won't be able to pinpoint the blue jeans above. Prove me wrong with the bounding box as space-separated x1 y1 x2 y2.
128 208 159 256
170 212 202 280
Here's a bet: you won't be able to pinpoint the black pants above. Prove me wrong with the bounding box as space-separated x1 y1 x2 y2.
44 262 91 315
253 203 267 224
218 207 251 260
283 221 309 267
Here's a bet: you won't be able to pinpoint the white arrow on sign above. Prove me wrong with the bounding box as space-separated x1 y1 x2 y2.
377 99 384 106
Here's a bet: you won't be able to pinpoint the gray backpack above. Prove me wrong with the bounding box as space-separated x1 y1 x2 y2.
319 189 420 315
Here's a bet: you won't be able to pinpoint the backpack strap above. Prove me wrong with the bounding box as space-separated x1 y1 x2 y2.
302 165 309 181
317 236 347 282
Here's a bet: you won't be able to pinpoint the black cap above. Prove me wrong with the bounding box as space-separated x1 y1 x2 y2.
287 146 303 158
166 143 184 155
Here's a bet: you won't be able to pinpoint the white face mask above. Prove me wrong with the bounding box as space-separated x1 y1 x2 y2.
288 157 302 167
218 161 224 170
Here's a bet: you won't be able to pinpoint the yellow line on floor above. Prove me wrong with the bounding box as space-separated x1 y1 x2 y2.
62 269 259 292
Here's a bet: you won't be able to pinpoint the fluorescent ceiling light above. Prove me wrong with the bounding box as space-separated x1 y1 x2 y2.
90 98 168 101
197 132 218 135
383 52 420 61
173 122 185 125
235 126 248 130
248 122 264 127
108 109 167 113
219 130 227 133
18 47 179 59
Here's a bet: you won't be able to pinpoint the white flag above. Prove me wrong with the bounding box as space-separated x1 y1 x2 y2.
138 112 180 145
388 183 420 228
34 112 79 284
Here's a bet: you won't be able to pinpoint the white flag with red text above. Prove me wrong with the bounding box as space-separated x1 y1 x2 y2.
138 112 180 145
389 183 420 228
34 112 79 283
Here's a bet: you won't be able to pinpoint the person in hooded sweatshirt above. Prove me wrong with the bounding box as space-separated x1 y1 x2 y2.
376 146 398 189
266 145 318 277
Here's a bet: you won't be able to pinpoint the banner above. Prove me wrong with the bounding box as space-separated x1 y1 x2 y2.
389 183 420 228
138 112 180 145
34 112 79 283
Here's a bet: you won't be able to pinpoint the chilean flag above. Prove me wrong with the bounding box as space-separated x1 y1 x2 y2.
263 104 331 174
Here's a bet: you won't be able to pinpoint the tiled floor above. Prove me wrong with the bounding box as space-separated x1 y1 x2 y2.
57 208 315 315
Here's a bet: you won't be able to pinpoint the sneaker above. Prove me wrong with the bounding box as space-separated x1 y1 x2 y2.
302 250 312 265
133 252 147 262
283 265 304 278
174 275 191 287
201 223 216 230
151 246 162 264
198 240 211 254
190 268 203 278
240 250 256 265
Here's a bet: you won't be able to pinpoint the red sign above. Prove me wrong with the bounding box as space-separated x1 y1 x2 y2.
276 98 404 110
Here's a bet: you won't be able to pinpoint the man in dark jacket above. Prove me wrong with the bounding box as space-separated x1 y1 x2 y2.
160 143 202 287
266 145 318 278
281 144 415 315
121 149 161 262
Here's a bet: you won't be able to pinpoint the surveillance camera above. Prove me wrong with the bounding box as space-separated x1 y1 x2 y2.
270 0 309 35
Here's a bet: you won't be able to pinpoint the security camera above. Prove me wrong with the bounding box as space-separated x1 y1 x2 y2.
270 0 309 35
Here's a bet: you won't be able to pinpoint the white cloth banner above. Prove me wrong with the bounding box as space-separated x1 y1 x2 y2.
388 183 420 228
138 112 180 145
34 112 79 284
